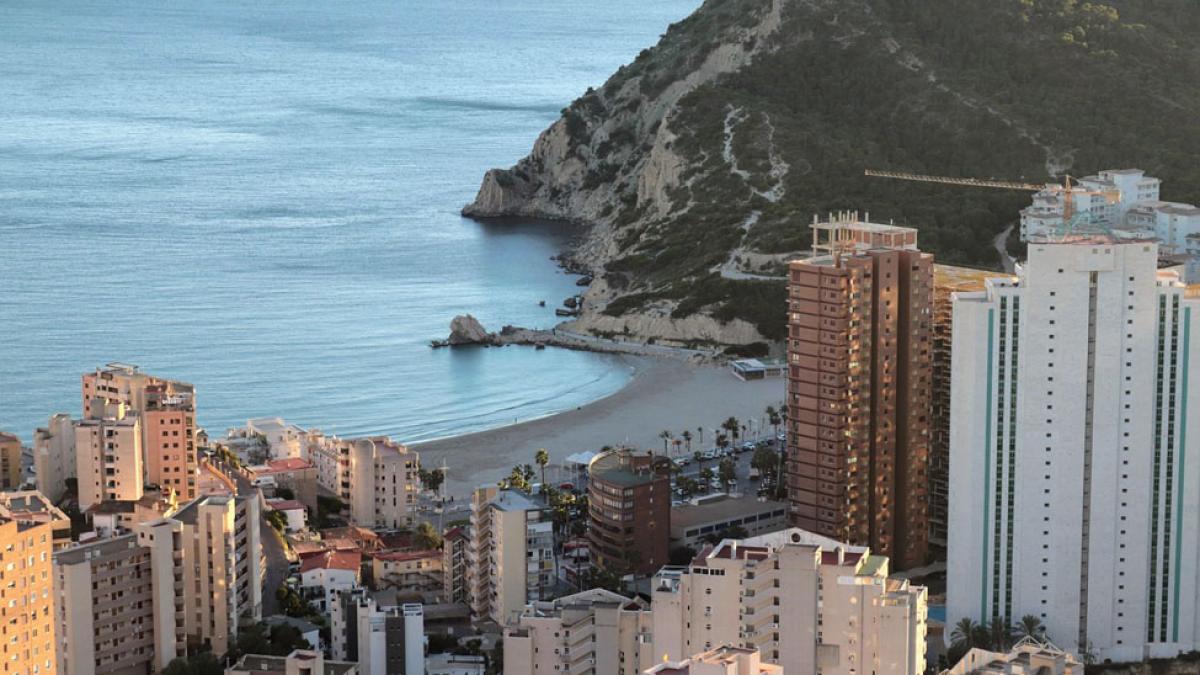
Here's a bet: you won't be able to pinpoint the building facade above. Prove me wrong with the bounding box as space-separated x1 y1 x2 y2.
586 449 671 576
330 588 424 675
82 363 198 502
466 488 553 624
75 407 143 510
34 414 76 503
652 529 926 675
344 438 420 530
947 239 1200 661
786 216 933 569
0 431 22 489
54 534 159 675
503 589 654 675
0 498 58 675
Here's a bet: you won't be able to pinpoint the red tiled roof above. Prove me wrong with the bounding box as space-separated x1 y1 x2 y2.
267 500 306 512
261 457 313 473
443 527 466 541
299 550 362 574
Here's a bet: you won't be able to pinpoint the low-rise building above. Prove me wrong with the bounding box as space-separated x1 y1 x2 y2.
652 529 926 675
244 417 308 460
34 414 76 503
301 550 362 613
670 496 787 548
587 448 672 576
267 499 309 533
370 549 442 593
467 487 554 624
0 490 72 550
644 646 783 675
227 650 358 675
504 588 654 675
943 638 1080 675
86 486 177 537
263 615 323 652
247 457 319 511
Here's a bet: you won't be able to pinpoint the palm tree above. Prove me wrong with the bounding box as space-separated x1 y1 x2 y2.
766 405 783 439
535 449 549 491
659 430 672 455
1013 614 1046 642
693 450 706 475
950 618 980 654
681 430 692 454
672 438 683 457
722 417 740 443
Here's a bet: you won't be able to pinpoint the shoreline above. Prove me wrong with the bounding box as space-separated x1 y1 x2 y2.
413 355 786 496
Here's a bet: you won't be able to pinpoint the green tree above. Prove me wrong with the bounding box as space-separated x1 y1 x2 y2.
535 448 550 489
718 457 737 490
420 468 445 496
681 430 692 453
265 509 288 533
721 417 741 442
693 450 706 475
1012 614 1046 642
658 430 672 455
700 467 714 485
414 521 443 550
162 652 223 675
766 405 782 439
751 447 779 480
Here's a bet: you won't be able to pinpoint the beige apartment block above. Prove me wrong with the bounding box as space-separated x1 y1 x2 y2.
75 404 143 510
34 414 76 503
0 499 58 675
170 494 264 655
370 549 442 593
0 431 23 489
644 646 784 675
135 519 186 670
442 526 469 605
467 487 554 624
82 363 198 502
54 533 159 675
344 438 420 529
652 529 926 675
504 589 654 675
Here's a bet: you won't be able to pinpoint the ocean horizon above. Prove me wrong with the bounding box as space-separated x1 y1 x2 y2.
0 0 699 444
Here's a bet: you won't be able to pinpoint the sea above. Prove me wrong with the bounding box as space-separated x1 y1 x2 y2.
0 0 699 444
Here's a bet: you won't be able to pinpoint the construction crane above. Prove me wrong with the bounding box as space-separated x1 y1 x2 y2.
863 168 1121 236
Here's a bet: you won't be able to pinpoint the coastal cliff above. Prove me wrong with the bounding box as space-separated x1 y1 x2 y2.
466 0 1200 348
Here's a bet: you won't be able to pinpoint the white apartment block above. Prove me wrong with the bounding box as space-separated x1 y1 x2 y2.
644 646 783 675
503 589 655 675
467 487 555 624
652 529 926 675
34 413 75 503
304 430 344 494
345 438 420 529
1020 169 1162 240
330 587 425 675
948 239 1200 662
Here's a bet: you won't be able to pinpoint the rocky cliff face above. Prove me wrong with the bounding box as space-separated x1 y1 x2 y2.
465 0 1200 347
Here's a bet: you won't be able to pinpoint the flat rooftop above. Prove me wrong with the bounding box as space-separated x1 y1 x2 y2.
672 496 786 529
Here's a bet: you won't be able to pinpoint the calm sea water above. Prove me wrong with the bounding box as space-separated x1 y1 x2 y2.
0 0 697 443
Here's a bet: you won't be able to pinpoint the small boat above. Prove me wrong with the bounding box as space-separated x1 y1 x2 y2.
538 300 546 307
535 343 546 350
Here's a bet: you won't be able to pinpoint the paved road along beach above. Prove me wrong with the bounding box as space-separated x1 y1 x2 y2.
415 356 786 495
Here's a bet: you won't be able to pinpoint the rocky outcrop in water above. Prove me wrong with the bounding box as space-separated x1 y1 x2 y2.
445 315 491 346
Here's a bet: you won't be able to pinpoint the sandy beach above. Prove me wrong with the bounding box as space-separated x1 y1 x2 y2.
414 356 786 496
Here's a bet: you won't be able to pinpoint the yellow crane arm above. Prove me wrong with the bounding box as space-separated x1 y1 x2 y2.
864 169 1044 192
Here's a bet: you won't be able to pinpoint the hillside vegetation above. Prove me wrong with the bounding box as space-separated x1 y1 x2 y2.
465 0 1200 346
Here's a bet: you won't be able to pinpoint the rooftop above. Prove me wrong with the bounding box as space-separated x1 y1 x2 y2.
230 652 357 675
671 495 786 530
266 500 306 512
53 532 141 566
588 449 669 488
0 432 19 444
373 549 440 563
300 550 362 574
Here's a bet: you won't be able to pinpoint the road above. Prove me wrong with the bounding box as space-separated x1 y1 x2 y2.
203 459 289 617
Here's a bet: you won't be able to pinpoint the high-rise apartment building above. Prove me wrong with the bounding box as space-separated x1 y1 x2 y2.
344 438 420 530
947 238 1200 662
54 533 162 675
82 363 197 502
0 492 59 675
586 449 671 576
466 487 553 624
503 589 654 675
652 528 927 675
0 431 23 489
329 588 425 675
34 414 76 503
75 406 143 510
928 265 991 549
786 215 933 569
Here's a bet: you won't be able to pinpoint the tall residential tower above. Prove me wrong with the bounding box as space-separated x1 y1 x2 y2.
786 215 933 569
948 238 1200 662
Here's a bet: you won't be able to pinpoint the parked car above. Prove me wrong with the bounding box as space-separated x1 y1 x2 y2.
740 441 756 453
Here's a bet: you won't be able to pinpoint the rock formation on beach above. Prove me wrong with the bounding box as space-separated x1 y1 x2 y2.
446 315 492 346
464 0 1200 348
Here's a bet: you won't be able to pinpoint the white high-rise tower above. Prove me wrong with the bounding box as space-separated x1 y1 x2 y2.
947 237 1200 662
